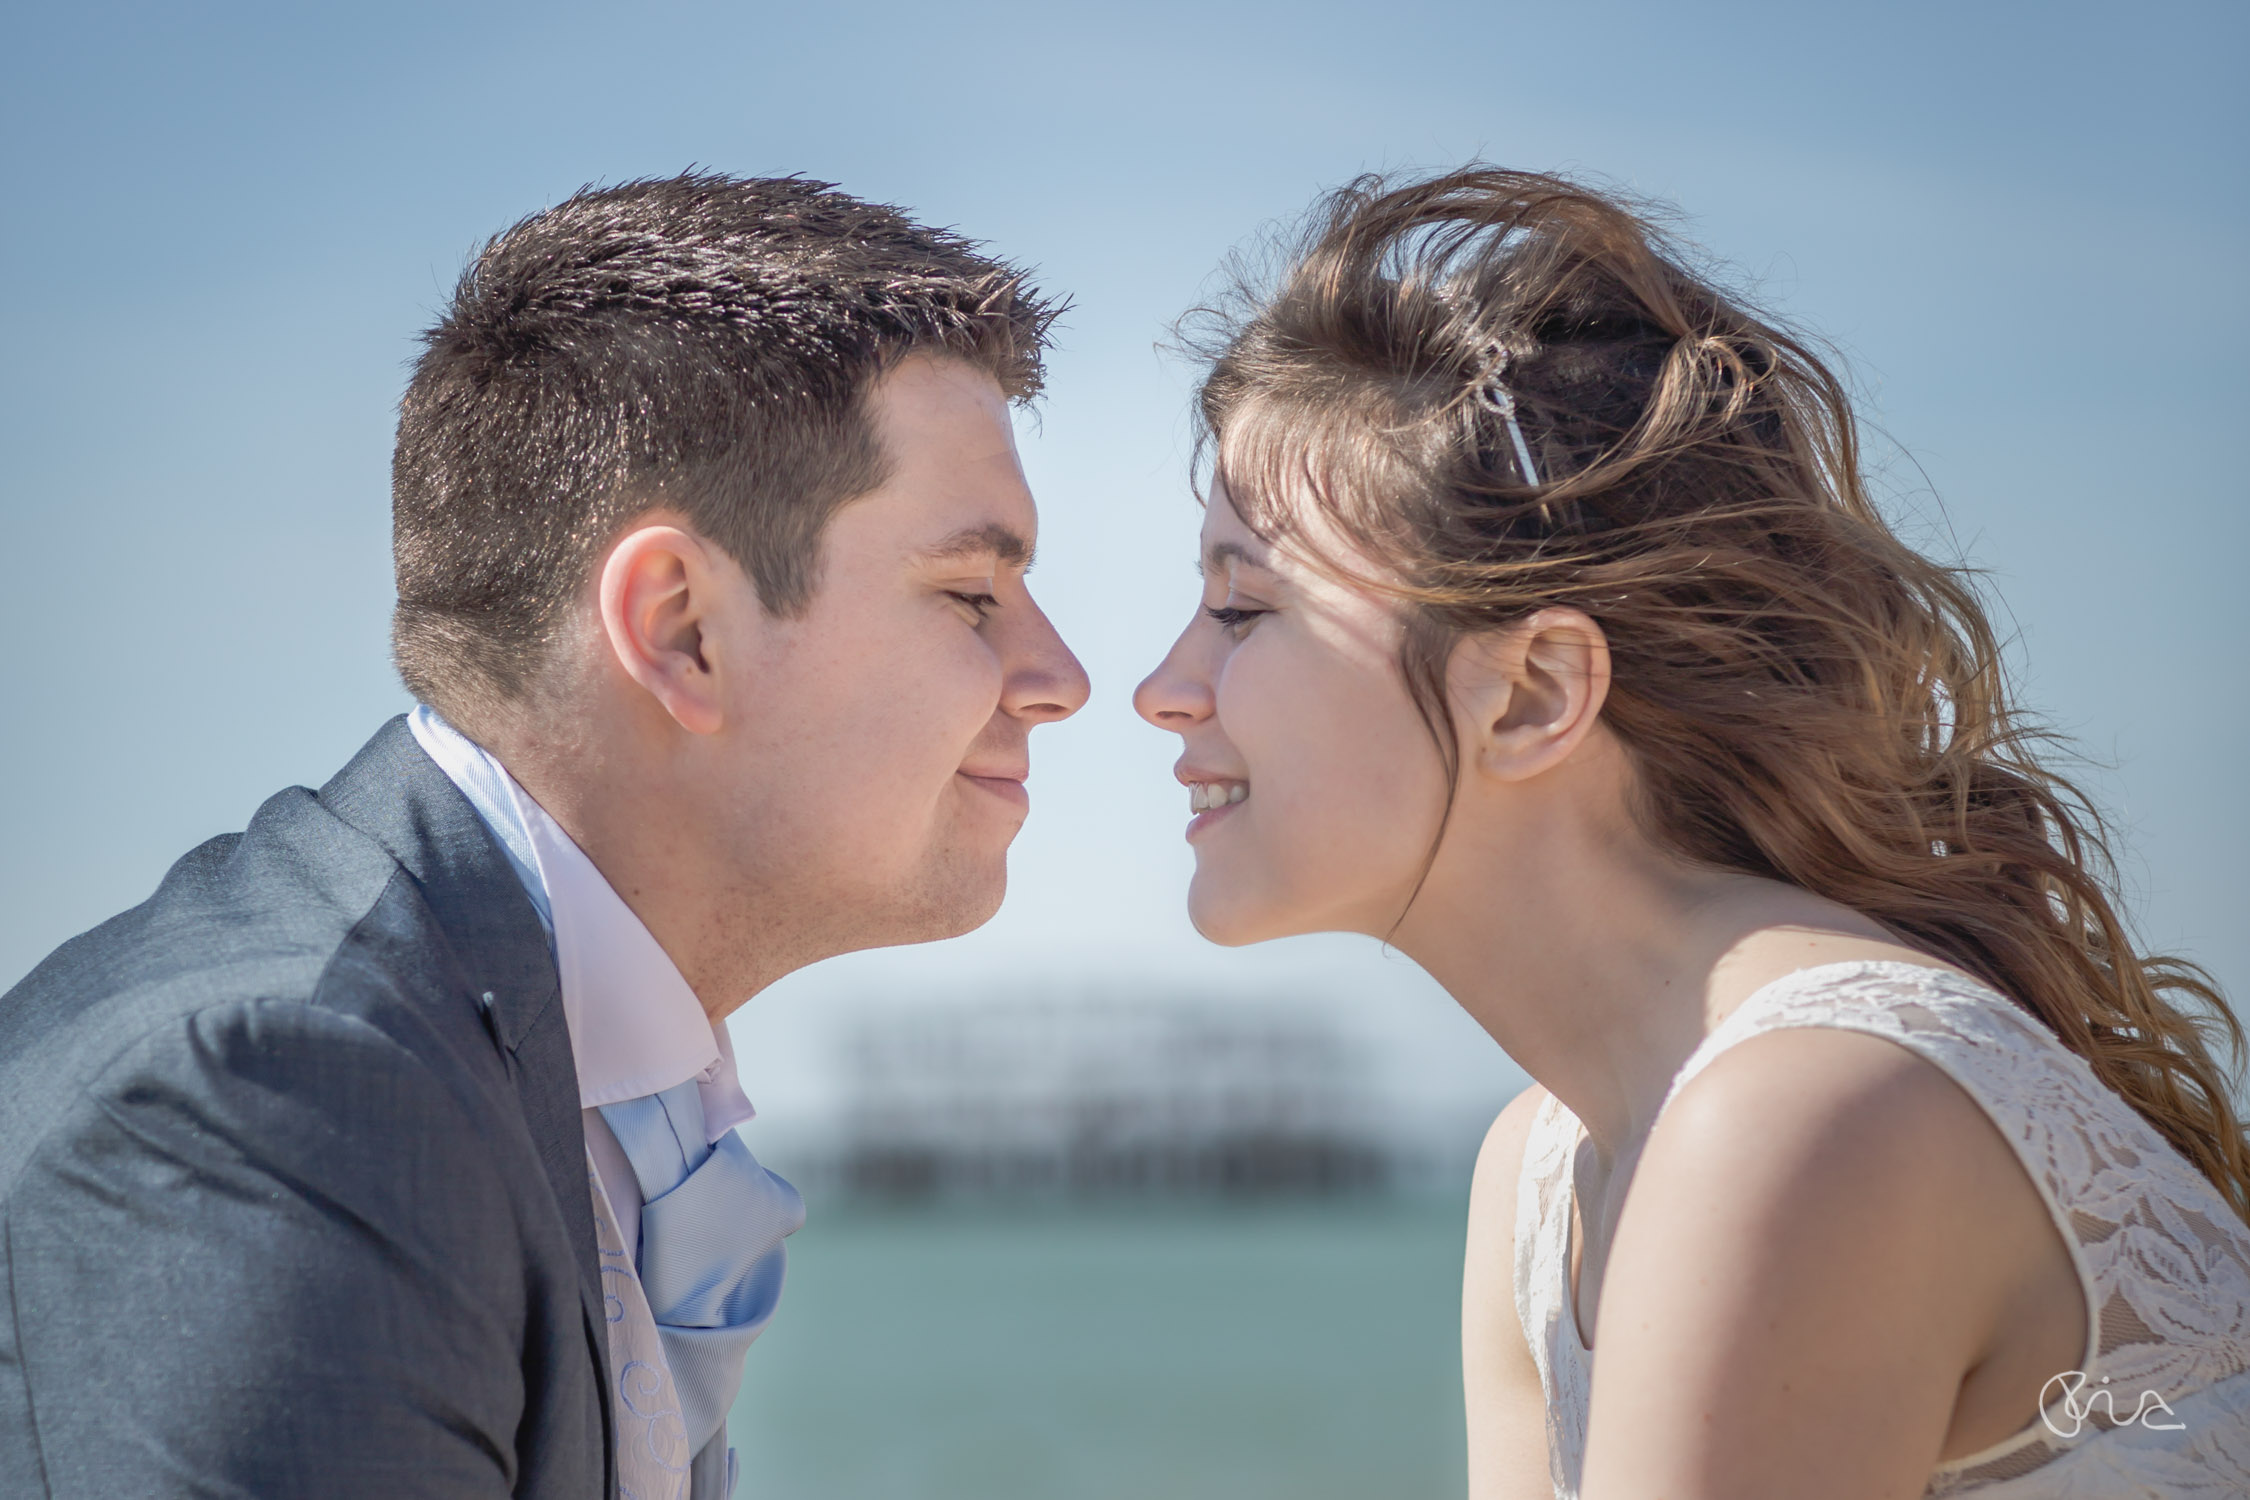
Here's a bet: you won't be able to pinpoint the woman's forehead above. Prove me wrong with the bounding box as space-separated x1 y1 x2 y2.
1202 473 1397 595
1199 479 1267 557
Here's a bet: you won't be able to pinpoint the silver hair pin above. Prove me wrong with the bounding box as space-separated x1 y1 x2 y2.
1479 361 1543 488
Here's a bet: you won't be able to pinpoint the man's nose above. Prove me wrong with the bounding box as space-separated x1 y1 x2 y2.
1002 601 1090 725
1133 626 1213 731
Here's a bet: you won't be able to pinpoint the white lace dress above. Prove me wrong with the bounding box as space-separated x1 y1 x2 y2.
1511 960 2250 1498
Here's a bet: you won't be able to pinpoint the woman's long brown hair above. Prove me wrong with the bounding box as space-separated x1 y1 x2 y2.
1189 167 2250 1221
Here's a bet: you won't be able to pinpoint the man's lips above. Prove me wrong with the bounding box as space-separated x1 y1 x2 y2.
958 769 1029 810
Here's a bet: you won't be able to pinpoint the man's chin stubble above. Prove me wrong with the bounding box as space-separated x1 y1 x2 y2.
816 860 1009 956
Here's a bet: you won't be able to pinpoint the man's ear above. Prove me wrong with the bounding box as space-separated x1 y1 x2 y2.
596 522 728 736
1448 608 1612 783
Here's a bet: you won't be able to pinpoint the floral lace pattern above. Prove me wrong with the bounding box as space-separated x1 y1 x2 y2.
1512 960 2250 1498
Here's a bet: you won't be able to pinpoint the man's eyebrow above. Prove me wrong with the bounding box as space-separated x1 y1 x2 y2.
916 523 1034 571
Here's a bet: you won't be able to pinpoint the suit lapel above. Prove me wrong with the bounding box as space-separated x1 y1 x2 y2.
316 717 613 1404
500 975 605 1320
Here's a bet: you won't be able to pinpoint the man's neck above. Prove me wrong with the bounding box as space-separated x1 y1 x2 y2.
485 711 850 1025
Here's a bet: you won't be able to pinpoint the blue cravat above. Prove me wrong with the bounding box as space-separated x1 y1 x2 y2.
599 1081 805 1480
406 708 806 1492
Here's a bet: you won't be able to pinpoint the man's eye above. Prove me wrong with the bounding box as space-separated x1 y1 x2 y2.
948 591 1000 620
1203 604 1268 634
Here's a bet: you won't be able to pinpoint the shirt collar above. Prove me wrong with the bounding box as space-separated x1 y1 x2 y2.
408 706 755 1132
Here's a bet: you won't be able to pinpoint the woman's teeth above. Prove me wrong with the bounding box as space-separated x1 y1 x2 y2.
1189 782 1249 813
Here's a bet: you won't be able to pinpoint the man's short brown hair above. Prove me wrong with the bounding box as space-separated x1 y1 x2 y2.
390 172 1059 718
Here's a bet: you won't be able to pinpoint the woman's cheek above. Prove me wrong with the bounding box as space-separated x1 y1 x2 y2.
1230 650 1367 843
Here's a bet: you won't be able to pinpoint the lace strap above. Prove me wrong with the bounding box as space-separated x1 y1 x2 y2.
1512 1092 1569 1369
1513 1089 1591 1498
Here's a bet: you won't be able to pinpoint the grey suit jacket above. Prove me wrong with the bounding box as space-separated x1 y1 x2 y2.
0 718 614 1497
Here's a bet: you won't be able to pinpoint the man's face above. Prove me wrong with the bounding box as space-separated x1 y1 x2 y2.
706 353 1088 954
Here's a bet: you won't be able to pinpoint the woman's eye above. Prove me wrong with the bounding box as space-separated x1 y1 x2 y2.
948 591 1000 621
1203 603 1268 635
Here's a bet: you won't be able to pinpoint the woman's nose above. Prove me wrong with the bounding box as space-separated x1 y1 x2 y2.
1133 627 1213 731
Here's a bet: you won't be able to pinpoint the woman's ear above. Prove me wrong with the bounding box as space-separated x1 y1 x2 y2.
597 521 728 736
1448 608 1612 783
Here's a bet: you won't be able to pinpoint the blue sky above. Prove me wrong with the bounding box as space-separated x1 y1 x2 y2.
4 0 2243 1125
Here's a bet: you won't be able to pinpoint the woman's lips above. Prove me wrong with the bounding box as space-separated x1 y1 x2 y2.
1183 778 1249 840
1186 798 1241 840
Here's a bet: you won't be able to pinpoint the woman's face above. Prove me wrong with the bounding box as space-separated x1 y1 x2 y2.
1133 482 1453 944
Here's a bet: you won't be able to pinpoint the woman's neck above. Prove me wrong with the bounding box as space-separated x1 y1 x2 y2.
1392 794 1910 1158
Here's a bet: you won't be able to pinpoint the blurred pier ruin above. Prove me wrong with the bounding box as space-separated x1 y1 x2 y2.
819 996 1415 1203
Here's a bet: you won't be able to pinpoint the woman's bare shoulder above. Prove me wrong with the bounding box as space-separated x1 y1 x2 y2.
1660 1022 1994 1167
1579 1026 2083 1494
1642 1024 2031 1263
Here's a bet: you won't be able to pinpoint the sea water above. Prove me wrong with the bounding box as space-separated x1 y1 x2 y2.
728 1197 1471 1499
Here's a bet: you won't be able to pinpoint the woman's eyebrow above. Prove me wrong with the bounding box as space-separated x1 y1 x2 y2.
1199 539 1272 577
916 522 1035 571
